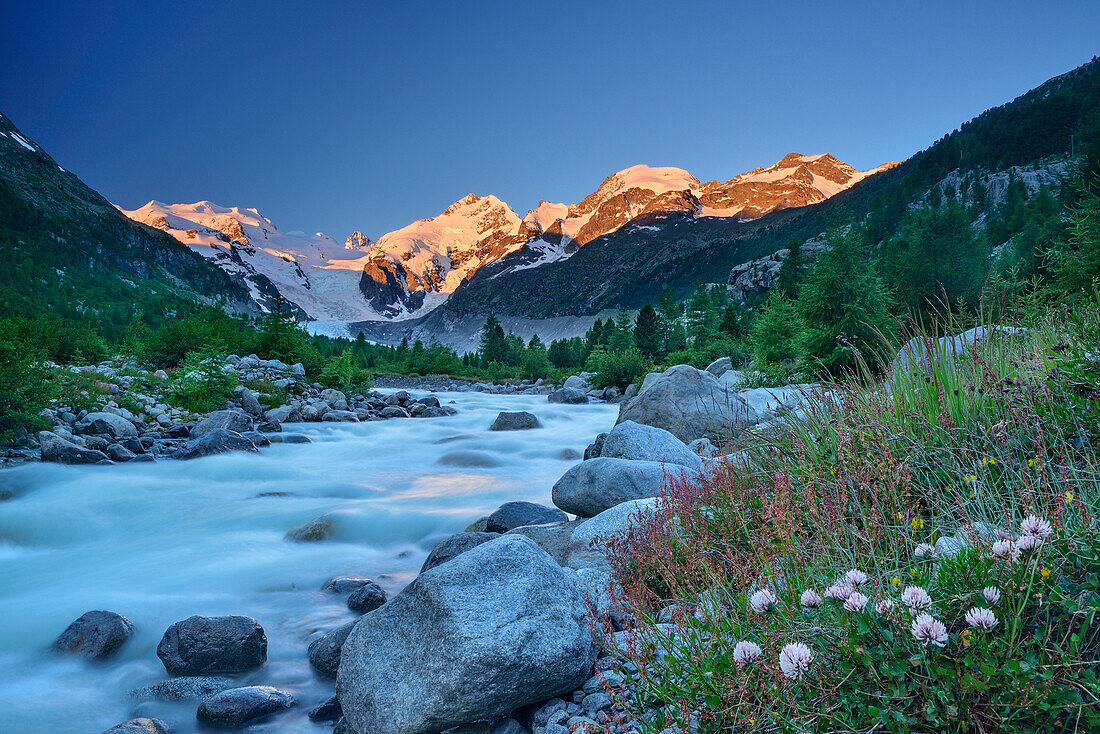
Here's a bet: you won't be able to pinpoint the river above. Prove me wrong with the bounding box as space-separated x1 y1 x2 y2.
0 391 617 733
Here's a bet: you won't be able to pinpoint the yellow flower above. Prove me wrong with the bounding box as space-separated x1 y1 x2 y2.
964 474 977 485
1041 566 1051 580
891 576 902 587
910 518 924 530
1027 458 1035 468
896 512 905 523
1065 492 1075 505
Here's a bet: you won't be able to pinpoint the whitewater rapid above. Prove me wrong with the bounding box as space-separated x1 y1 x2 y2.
0 390 617 733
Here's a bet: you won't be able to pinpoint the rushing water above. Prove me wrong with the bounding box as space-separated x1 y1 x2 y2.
0 391 616 733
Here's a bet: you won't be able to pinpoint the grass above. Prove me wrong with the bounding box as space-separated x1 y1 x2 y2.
600 300 1100 733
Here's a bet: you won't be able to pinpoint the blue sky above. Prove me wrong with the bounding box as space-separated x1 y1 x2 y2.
1 1 1098 238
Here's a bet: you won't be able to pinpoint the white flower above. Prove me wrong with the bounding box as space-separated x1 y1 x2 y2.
964 607 999 630
994 527 1011 540
733 640 762 665
825 583 853 601
844 591 870 612
914 543 937 559
875 598 895 615
991 539 1019 561
748 588 778 614
1021 515 1052 540
779 642 813 680
844 568 870 586
901 586 932 611
982 586 1002 605
800 589 823 608
1016 533 1043 553
910 612 949 648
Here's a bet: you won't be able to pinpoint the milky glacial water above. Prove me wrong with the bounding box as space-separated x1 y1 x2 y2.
0 391 616 733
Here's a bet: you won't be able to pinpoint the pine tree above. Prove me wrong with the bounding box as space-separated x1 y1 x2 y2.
478 315 507 366
718 303 741 339
633 304 662 357
751 294 802 365
255 294 304 361
656 284 681 347
609 309 634 351
799 226 894 374
774 238 805 298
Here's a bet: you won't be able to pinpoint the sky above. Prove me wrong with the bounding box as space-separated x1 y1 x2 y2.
2 1 1099 239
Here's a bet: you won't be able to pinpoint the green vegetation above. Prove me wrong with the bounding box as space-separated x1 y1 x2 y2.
605 305 1100 733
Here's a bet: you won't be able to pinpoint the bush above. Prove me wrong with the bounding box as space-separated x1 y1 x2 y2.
752 295 802 366
319 351 373 394
169 348 237 414
586 347 652 390
0 318 55 440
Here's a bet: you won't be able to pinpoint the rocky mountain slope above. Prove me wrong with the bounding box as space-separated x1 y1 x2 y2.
0 113 256 316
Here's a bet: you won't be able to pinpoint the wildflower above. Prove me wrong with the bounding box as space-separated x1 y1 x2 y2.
914 543 936 559
733 640 763 665
910 613 949 648
748 588 778 615
1065 492 1075 505
994 527 1011 540
1041 566 1051 580
779 642 814 680
896 512 905 523
1016 533 1043 554
800 589 823 608
875 598 895 615
891 576 902 587
1021 515 1052 540
844 591 870 613
964 474 974 485
911 518 925 530
964 607 999 630
844 569 869 586
901 586 932 611
982 586 1001 605
991 539 1018 560
824 583 853 601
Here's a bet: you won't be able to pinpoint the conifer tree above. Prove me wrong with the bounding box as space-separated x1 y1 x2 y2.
478 314 507 366
633 304 662 357
774 238 805 299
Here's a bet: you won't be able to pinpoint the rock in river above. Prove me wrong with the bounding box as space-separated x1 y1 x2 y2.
552 457 680 517
52 610 134 662
156 615 267 676
196 685 295 727
598 420 703 470
347 580 388 613
336 535 596 734
489 411 541 431
102 719 170 734
484 500 567 533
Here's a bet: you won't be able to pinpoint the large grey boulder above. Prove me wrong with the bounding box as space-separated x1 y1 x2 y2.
892 325 1028 373
737 385 814 419
552 458 678 518
420 532 500 572
564 375 589 391
705 357 732 377
309 619 357 678
156 615 267 676
241 389 264 417
505 521 579 565
127 675 236 702
336 535 596 734
489 411 541 431
485 501 567 533
52 610 133 661
196 686 295 727
347 581 388 613
569 498 661 551
599 421 703 471
547 388 588 404
171 428 259 460
190 409 254 439
616 365 759 443
84 412 138 439
38 431 109 464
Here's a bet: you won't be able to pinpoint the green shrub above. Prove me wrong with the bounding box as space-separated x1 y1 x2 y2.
319 351 373 394
751 295 802 366
0 318 55 440
586 347 652 390
169 348 237 414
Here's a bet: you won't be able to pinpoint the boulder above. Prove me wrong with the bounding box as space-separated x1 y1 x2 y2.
379 406 408 419
547 388 588 405
564 375 589 391
38 431 109 464
689 438 719 458
84 411 138 439
598 421 703 470
704 357 732 377
190 409 254 439
241 390 264 417
892 325 1028 374
264 405 301 424
309 695 343 722
568 497 661 552
102 719 170 734
322 389 349 411
489 411 541 431
336 535 596 734
421 532 500 572
171 429 259 460
128 676 236 702
105 443 138 462
196 686 295 727
552 458 678 518
719 370 746 388
505 522 578 564
52 610 134 662
616 365 759 443
485 501 567 533
737 385 814 419
347 581 388 613
286 514 333 542
309 619 356 678
324 576 381 595
156 615 267 676
583 433 607 460
323 410 361 422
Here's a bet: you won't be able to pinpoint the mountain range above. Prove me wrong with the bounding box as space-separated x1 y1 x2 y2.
118 154 894 325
